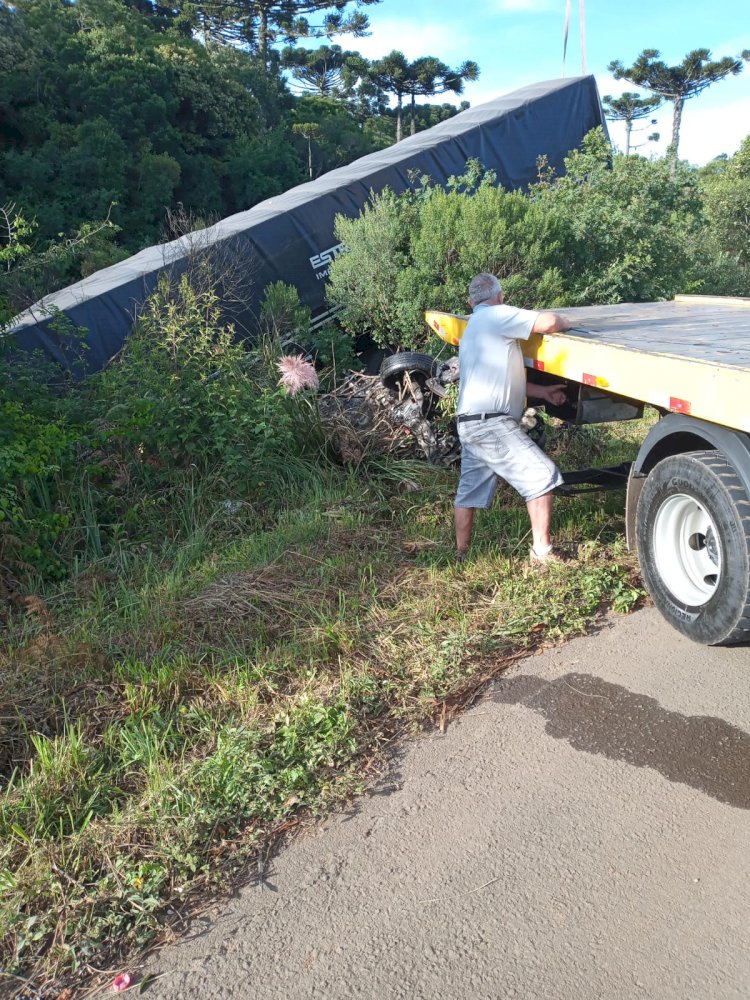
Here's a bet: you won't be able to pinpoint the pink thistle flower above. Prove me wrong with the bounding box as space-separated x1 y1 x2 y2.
276 354 319 395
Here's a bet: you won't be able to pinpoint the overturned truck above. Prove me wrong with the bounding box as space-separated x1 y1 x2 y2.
9 76 606 373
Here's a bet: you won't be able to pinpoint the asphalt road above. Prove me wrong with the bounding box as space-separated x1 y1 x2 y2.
141 607 750 1000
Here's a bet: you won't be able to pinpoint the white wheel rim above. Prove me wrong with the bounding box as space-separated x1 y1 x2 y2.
652 493 722 606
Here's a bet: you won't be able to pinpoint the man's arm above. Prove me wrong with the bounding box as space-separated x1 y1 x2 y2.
525 311 571 406
532 311 573 335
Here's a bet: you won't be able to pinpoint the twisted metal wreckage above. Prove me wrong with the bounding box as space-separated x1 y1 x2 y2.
318 358 543 467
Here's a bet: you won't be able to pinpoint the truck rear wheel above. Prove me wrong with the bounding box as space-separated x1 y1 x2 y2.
636 450 750 645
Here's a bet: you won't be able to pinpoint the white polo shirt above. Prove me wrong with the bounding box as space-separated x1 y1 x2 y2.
456 302 539 423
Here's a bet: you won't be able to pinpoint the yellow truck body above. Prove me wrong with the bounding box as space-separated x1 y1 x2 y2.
425 295 750 433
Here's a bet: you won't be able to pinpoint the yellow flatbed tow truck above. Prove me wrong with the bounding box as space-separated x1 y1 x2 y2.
421 294 750 646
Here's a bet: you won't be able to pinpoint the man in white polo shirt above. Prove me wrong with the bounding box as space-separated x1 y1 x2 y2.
455 272 573 564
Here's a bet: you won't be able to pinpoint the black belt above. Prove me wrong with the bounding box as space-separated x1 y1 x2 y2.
457 411 508 424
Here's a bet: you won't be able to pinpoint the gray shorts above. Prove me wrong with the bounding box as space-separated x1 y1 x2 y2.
455 415 563 509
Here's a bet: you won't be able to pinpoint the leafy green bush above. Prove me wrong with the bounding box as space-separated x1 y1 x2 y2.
327 188 415 348
305 325 361 387
0 349 86 584
259 280 312 343
1 271 329 587
259 282 360 387
327 166 566 350
0 396 77 581
89 275 320 491
532 129 706 303
701 137 750 265
327 130 749 352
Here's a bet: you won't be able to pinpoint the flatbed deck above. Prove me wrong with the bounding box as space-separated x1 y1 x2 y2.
425 295 750 434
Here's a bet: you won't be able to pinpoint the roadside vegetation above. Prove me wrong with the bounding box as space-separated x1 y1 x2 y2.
0 401 646 992
0 241 651 994
328 131 750 349
1 132 749 994
2 3 749 992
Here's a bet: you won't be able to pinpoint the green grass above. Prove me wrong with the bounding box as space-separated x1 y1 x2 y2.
0 415 650 995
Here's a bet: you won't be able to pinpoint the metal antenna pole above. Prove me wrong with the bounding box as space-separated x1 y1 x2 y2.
562 0 571 76
580 0 587 74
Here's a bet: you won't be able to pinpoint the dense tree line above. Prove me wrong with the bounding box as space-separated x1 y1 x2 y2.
0 0 474 312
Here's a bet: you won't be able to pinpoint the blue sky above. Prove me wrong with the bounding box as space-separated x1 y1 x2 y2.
344 0 749 163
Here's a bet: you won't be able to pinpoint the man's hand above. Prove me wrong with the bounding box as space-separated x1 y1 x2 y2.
527 383 568 407
532 312 573 334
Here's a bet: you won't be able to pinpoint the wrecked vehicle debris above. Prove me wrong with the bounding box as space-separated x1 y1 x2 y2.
319 370 460 466
318 354 545 466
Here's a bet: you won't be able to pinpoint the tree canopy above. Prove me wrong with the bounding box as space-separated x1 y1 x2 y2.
0 0 475 311
608 48 749 162
370 51 479 142
281 43 364 96
700 135 750 266
406 57 479 135
1 1 280 244
182 0 381 60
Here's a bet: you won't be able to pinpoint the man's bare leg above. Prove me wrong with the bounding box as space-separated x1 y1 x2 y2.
454 506 475 556
526 491 553 554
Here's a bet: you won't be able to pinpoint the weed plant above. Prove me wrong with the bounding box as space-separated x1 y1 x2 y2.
0 273 326 591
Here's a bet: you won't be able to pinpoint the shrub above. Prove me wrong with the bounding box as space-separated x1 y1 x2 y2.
0 396 77 582
1 273 329 586
259 280 312 344
0 349 85 585
696 137 750 294
89 275 320 492
327 169 566 350
327 130 749 353
532 129 706 303
327 187 415 349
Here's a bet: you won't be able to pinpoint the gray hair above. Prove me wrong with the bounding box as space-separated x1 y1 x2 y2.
468 272 502 306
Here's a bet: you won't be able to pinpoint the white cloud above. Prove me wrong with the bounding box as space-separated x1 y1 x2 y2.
677 96 750 163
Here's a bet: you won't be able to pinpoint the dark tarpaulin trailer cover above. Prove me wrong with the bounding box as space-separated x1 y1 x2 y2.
9 76 606 373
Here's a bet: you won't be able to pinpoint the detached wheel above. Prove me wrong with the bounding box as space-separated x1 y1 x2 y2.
636 450 750 645
379 352 437 391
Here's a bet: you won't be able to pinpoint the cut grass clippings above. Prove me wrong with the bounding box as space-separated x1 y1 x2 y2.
0 418 649 998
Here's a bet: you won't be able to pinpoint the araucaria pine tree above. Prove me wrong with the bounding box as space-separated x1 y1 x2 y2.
608 48 749 166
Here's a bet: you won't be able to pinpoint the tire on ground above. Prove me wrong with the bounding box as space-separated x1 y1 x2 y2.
635 449 750 645
379 352 437 391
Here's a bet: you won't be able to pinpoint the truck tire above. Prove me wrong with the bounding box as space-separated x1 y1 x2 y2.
379 352 437 391
635 450 750 645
